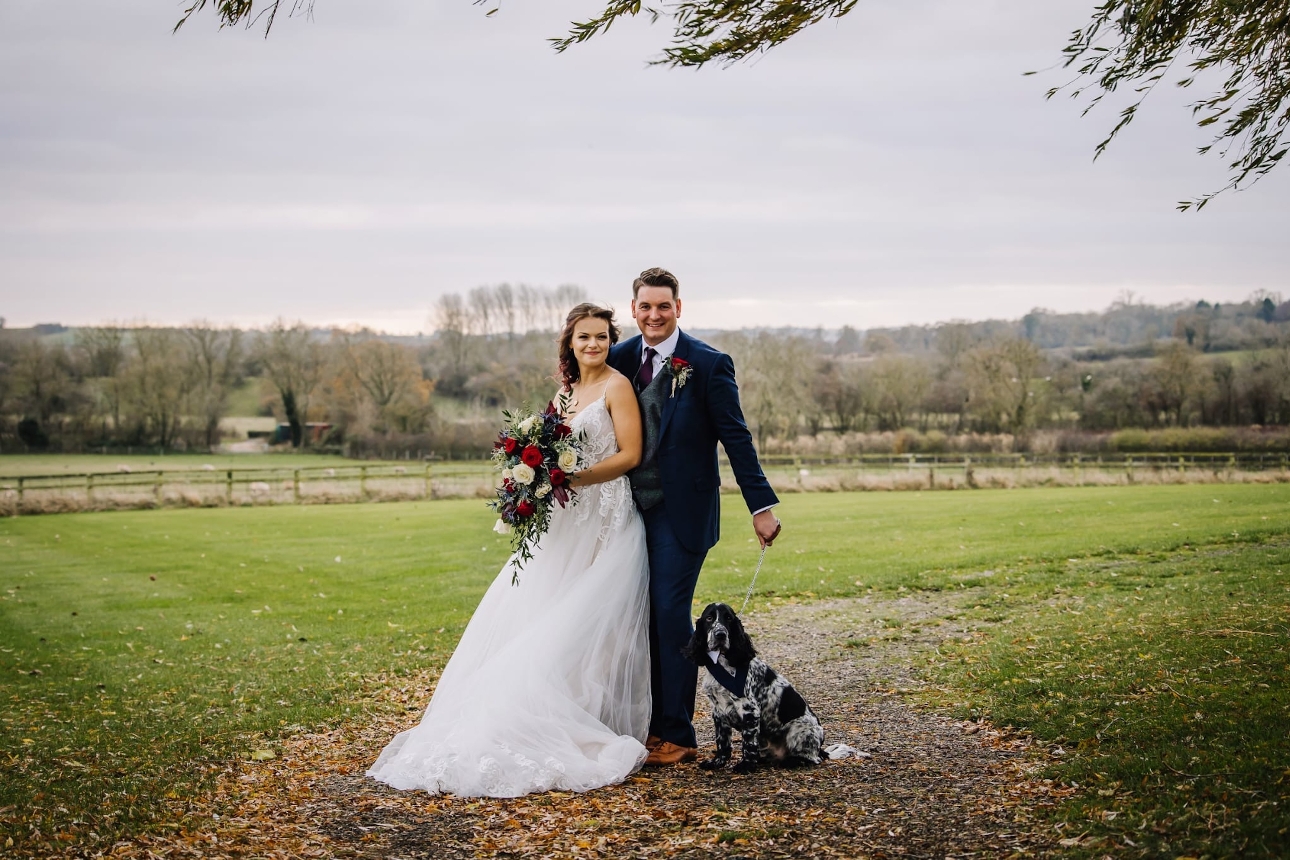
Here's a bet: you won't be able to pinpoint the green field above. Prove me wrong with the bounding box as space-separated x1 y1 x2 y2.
2 484 1289 856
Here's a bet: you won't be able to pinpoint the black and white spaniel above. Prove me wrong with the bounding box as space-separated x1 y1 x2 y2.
683 602 825 773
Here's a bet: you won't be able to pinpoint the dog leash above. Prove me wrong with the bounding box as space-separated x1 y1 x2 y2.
738 545 768 615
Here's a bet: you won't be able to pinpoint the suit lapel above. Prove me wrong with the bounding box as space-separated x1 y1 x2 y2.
614 335 643 382
658 331 691 440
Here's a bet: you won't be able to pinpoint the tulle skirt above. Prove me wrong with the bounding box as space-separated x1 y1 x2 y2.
367 477 651 797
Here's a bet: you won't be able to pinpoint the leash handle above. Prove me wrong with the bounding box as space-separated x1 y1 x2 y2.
739 545 768 615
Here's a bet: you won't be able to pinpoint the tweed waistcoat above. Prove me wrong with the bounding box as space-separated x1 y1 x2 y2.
628 363 671 510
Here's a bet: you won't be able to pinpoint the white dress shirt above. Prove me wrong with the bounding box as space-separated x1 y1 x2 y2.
641 327 681 377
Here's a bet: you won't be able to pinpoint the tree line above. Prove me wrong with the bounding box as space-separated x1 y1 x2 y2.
1 289 1288 457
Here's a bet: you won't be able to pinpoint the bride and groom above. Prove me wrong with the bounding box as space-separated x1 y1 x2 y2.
367 267 781 797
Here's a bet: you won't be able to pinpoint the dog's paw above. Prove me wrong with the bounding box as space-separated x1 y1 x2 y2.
732 758 760 775
698 757 728 771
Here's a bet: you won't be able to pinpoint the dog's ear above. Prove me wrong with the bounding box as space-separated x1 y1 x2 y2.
681 613 710 664
725 610 757 667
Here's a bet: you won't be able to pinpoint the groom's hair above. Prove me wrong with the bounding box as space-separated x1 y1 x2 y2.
633 267 680 299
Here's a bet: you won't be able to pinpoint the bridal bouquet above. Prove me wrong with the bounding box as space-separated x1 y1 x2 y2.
488 396 584 583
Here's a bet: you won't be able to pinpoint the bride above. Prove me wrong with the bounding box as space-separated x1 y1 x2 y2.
367 303 651 797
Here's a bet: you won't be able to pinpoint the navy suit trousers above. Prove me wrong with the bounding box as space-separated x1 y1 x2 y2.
642 502 708 748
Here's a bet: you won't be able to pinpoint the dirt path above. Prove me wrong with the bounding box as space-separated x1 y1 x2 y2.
136 594 1074 859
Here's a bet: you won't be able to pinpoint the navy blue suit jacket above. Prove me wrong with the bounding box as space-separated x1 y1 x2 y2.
609 330 778 554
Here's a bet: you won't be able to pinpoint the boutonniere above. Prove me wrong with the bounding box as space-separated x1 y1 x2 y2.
668 357 693 397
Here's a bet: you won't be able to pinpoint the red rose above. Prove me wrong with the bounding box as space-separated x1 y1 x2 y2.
503 478 515 492
671 357 690 369
550 468 566 486
503 437 518 454
553 423 572 439
521 445 543 468
516 500 536 518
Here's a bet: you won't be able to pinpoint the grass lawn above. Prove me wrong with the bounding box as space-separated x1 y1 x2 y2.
2 483 1288 855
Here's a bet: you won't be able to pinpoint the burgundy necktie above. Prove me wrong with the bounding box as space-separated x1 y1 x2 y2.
640 347 657 386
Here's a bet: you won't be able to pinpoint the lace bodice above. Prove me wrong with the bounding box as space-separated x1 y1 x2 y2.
568 395 618 467
565 396 635 541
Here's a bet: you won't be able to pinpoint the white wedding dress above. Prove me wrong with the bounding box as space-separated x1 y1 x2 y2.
367 396 652 797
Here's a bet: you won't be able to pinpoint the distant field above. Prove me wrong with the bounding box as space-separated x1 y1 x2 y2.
0 453 393 477
2 484 1288 856
223 376 268 418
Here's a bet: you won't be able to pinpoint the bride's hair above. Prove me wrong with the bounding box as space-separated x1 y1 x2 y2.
558 303 621 389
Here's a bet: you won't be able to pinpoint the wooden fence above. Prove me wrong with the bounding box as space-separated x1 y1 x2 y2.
2 452 1287 515
0 463 471 514
754 451 1290 473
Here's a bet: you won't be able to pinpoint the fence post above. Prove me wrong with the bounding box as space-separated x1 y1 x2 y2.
360 465 368 500
424 463 432 499
16 476 23 509
226 470 234 504
86 473 94 502
154 471 163 503
293 469 301 503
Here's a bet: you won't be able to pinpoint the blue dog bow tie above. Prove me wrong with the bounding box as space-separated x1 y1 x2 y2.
703 655 747 697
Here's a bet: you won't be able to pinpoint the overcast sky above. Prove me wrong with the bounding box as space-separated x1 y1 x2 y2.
1 0 1286 333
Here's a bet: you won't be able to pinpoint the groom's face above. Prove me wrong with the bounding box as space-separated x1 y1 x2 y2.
632 285 681 347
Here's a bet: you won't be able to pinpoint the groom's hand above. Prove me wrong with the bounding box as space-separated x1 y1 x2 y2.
753 510 781 547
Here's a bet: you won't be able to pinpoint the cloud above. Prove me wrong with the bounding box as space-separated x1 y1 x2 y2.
0 0 1286 332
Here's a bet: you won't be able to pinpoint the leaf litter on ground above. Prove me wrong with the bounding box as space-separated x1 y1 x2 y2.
86 594 1070 859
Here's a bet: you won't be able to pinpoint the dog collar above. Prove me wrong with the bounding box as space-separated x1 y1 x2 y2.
702 655 748 697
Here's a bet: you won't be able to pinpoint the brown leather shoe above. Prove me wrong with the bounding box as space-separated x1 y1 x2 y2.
645 734 663 752
643 741 698 767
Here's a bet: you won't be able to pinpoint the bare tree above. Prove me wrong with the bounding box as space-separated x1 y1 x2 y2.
467 286 497 337
869 354 930 431
257 320 325 448
549 284 589 331
434 293 470 376
75 326 128 440
340 333 426 430
494 283 517 341
516 284 542 331
717 331 815 447
964 338 1045 432
1150 341 1199 426
812 358 868 433
124 328 192 448
184 323 243 450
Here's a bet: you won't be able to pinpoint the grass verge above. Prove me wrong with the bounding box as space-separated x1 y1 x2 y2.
921 539 1290 857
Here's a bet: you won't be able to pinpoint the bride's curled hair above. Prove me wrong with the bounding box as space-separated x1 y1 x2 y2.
558 303 621 389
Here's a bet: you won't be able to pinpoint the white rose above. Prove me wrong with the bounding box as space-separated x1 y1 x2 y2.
557 449 578 471
511 463 536 485
519 415 539 433
492 519 511 535
535 483 552 498
501 468 514 481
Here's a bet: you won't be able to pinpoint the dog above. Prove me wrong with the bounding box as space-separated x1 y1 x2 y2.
683 602 825 773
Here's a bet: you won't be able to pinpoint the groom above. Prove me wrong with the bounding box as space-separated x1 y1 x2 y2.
608 267 782 767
